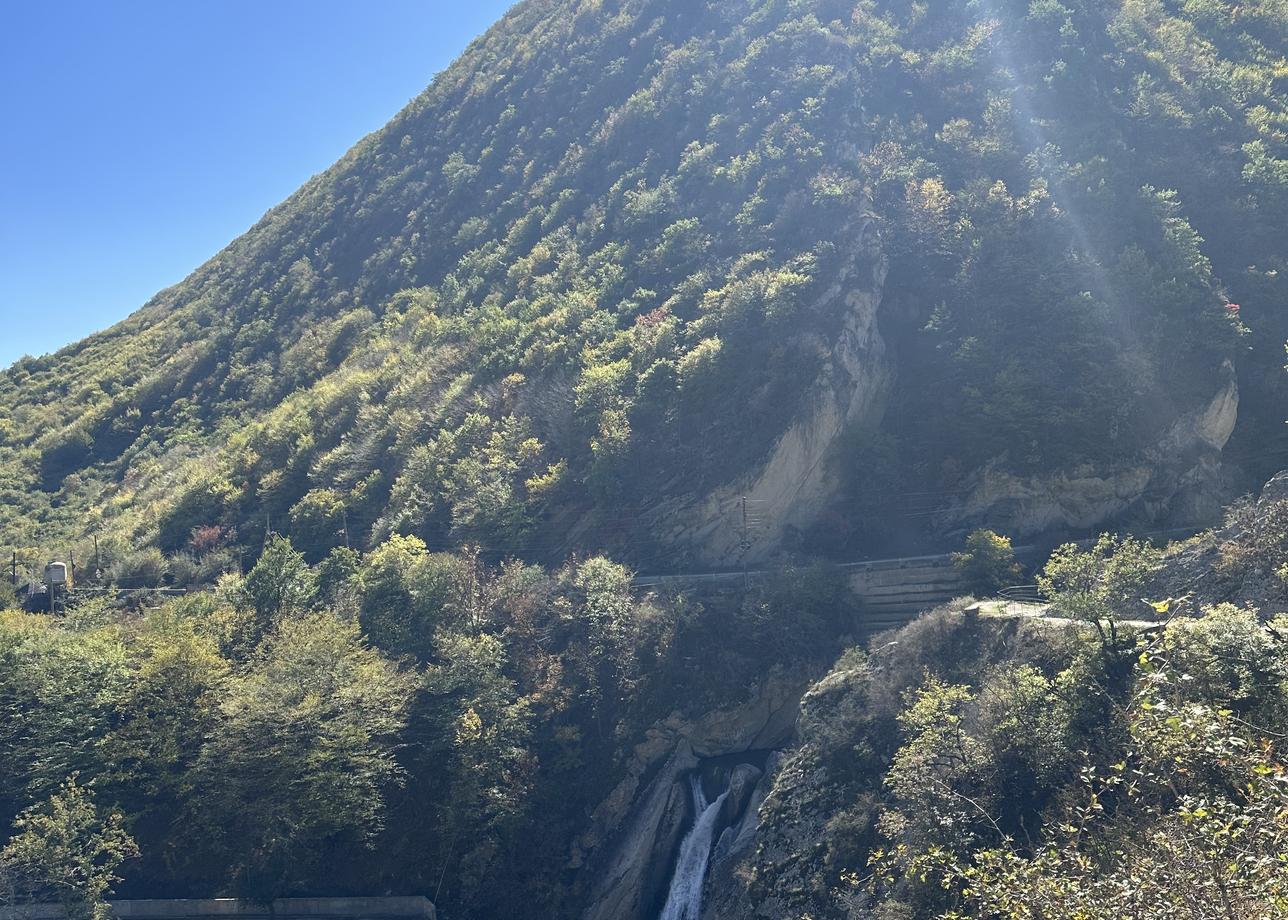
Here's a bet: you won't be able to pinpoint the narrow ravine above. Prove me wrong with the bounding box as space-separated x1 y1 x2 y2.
658 775 730 920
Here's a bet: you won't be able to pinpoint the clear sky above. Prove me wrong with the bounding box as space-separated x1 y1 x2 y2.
0 0 515 369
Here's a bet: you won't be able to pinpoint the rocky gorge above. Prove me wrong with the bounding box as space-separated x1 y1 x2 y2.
580 671 808 920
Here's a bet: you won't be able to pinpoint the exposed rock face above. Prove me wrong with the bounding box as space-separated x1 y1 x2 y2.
712 753 781 867
582 742 699 920
654 224 1239 565
1173 363 1241 451
701 658 877 920
712 764 763 841
958 464 1156 536
655 222 891 565
675 673 807 758
578 672 811 920
952 362 1239 538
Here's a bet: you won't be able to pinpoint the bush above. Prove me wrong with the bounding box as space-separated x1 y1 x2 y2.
952 529 1023 595
108 549 168 589
1217 496 1288 579
166 552 201 589
0 778 138 920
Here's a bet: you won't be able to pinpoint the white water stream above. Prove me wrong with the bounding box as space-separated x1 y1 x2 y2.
658 775 730 920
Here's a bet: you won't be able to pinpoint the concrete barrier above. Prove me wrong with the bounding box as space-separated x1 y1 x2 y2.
0 898 435 920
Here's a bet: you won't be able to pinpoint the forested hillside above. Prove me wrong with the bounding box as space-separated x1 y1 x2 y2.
8 481 1288 918
2 0 1286 576
6 0 1288 917
0 536 855 916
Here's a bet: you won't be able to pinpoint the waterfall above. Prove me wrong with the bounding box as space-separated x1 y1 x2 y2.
658 775 730 920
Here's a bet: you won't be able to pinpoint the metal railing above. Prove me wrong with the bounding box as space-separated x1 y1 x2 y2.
997 584 1044 603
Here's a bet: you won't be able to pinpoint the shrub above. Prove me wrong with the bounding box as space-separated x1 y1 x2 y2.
0 778 138 920
190 525 225 556
952 529 1023 594
1217 496 1288 578
166 552 201 589
108 549 168 589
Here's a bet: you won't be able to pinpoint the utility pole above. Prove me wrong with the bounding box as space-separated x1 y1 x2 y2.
93 535 101 581
740 496 752 589
10 550 16 588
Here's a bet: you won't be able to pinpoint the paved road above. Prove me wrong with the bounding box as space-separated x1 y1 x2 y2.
631 525 1205 589
631 549 959 589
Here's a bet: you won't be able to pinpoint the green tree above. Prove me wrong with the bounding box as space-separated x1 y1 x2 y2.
183 611 413 898
357 535 471 661
315 545 360 608
241 536 315 639
98 611 229 873
288 489 348 561
0 613 129 827
0 778 138 920
952 530 1023 595
416 630 532 902
1037 535 1162 646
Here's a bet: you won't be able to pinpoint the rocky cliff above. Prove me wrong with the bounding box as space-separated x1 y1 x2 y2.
652 219 891 565
945 361 1240 540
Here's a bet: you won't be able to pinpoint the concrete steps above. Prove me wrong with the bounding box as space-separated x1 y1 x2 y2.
845 556 967 633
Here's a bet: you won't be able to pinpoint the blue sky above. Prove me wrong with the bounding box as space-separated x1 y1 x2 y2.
0 0 514 368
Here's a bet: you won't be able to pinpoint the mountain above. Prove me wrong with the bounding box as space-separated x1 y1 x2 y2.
5 2 1288 917
3 0 1287 578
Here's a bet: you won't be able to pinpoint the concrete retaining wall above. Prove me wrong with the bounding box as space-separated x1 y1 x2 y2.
0 898 435 920
843 555 967 632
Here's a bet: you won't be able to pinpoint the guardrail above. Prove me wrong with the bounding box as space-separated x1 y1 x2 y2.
997 584 1044 603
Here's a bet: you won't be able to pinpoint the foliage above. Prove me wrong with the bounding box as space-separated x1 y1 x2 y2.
0 534 849 916
729 506 1288 920
1038 534 1162 644
0 778 138 920
951 530 1023 595
1218 495 1288 578
182 611 414 899
883 609 1288 919
107 548 168 589
1 0 1288 916
240 535 316 641
0 0 1271 568
0 612 130 828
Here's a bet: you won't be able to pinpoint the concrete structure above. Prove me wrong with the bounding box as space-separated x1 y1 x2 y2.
842 554 966 633
44 561 68 587
0 898 435 920
633 551 969 634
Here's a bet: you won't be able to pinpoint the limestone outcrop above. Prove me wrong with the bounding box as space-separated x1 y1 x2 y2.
652 219 891 566
949 362 1239 538
651 223 1240 566
581 741 699 920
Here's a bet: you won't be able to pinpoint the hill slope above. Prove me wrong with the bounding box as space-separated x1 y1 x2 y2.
2 0 1286 576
